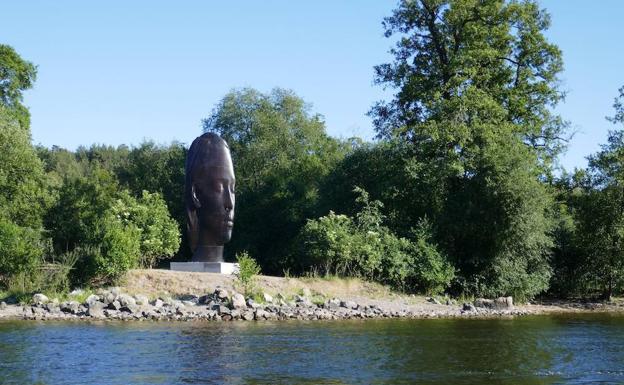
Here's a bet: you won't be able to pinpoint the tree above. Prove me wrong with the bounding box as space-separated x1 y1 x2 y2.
0 106 49 229
90 212 141 283
369 0 565 299
0 50 47 285
111 190 181 268
371 0 566 167
543 87 624 300
0 106 48 282
45 167 119 254
37 145 88 186
320 140 445 239
203 88 348 273
297 187 454 294
576 87 624 299
45 162 182 282
548 170 587 297
573 185 624 300
0 217 43 281
117 141 187 237
0 45 37 130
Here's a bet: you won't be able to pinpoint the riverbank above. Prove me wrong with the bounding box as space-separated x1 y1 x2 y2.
1 269 623 322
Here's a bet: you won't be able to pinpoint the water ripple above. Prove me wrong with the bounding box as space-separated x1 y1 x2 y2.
0 314 623 384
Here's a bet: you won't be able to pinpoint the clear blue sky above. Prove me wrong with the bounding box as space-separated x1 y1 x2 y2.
2 1 623 171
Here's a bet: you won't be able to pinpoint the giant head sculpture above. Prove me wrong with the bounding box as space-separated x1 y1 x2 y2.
185 132 235 262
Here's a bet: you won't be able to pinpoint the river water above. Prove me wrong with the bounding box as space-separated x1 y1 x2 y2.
1 314 623 384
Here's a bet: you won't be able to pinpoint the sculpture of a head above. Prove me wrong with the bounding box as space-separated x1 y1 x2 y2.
185 132 235 262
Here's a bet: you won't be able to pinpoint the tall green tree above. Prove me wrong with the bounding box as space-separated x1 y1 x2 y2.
571 88 624 299
0 106 49 229
548 170 586 297
372 0 566 166
45 167 119 254
203 88 347 273
320 140 446 239
0 108 47 280
0 45 37 130
0 46 45 281
117 141 186 229
370 0 566 299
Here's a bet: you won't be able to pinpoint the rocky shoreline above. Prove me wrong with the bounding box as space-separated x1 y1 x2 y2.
0 288 531 322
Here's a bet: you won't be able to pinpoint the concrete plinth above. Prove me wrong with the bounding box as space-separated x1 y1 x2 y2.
169 262 240 275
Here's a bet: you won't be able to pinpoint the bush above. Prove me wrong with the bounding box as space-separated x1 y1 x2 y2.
92 214 141 284
0 218 43 282
235 251 261 295
406 220 456 295
2 248 79 302
67 213 142 286
111 190 180 268
66 245 102 287
297 211 358 276
46 170 180 284
298 188 454 294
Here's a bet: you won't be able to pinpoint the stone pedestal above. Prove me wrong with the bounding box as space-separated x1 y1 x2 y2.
169 262 239 275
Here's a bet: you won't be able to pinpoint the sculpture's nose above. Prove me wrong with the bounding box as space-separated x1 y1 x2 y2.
224 189 234 213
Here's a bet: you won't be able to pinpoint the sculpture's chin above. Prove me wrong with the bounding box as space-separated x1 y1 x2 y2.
220 226 233 244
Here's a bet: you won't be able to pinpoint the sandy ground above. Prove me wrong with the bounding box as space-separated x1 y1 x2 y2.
124 269 408 305
122 269 624 316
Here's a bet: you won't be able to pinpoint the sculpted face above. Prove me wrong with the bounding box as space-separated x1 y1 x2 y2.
191 143 236 245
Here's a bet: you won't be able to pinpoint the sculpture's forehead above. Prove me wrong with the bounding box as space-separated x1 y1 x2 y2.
203 165 235 180
199 143 232 165
194 144 234 178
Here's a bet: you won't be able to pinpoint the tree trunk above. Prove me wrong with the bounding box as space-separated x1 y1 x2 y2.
602 276 613 301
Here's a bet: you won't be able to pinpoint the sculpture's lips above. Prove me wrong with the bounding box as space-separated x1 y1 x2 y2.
225 220 234 227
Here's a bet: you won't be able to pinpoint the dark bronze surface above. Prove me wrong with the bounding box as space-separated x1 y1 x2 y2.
185 133 235 262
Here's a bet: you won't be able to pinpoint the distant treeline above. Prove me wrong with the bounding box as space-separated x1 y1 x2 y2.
2 0 624 301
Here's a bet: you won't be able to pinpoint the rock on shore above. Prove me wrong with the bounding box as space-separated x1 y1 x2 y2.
0 289 533 322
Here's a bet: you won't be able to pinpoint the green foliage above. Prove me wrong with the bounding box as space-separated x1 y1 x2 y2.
298 188 454 294
372 0 566 166
549 87 624 300
46 168 179 283
235 251 261 296
576 89 624 299
2 250 78 302
407 220 456 295
39 141 187 259
45 168 119 253
65 246 102 287
116 141 186 239
320 140 450 248
441 137 554 301
325 133 553 299
362 0 564 300
203 88 348 272
548 176 581 297
571 110 624 299
0 104 48 286
298 211 357 276
0 45 37 129
0 106 49 229
0 218 43 280
92 213 141 283
111 190 181 268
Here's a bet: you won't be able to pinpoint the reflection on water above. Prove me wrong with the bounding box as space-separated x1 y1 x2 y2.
1 314 624 384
